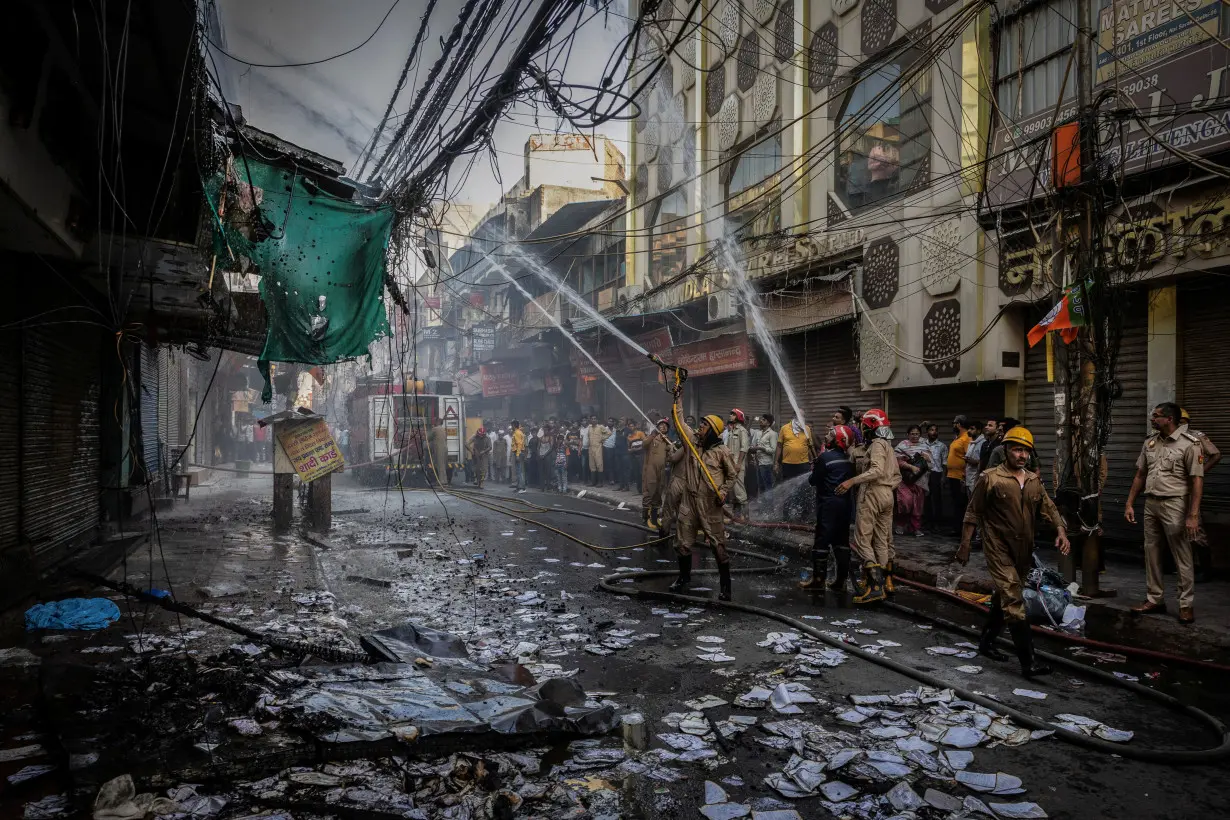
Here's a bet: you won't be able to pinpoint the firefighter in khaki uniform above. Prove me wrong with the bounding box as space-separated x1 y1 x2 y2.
726 409 752 519
667 398 739 601
836 409 899 604
955 427 1070 678
1125 402 1204 624
642 419 674 530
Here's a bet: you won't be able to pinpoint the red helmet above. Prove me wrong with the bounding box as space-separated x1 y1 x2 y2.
731 408 746 423
861 409 890 430
833 424 854 451
477 428 486 436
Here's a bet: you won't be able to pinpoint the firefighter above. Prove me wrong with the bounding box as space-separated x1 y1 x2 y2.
668 398 738 600
642 418 673 530
836 409 899 604
801 424 856 592
468 428 491 489
956 426 1070 678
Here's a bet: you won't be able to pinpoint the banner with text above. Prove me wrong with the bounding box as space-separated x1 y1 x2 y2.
479 363 521 397
668 334 758 378
275 418 344 482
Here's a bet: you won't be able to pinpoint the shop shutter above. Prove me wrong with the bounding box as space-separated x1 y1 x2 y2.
602 365 660 423
139 345 161 482
885 383 1007 438
1099 292 1148 546
694 365 773 422
781 322 882 428
20 327 102 564
1022 322 1059 490
1179 278 1230 554
0 333 22 601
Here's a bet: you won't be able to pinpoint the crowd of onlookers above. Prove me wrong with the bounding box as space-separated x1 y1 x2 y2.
450 408 1034 538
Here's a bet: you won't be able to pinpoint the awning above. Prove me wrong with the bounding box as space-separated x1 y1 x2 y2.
758 282 854 336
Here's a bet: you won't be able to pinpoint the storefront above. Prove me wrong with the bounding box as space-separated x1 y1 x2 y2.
886 383 1006 438
668 331 765 422
1179 276 1230 565
781 321 881 428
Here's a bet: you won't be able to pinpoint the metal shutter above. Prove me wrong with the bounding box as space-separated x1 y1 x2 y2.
602 366 660 423
694 365 773 422
1179 278 1230 558
21 327 102 563
0 332 22 603
1022 322 1059 491
1099 292 1149 545
781 322 881 427
886 383 1007 437
159 347 182 466
139 345 161 482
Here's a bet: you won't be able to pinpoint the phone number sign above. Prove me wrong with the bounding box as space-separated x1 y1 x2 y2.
275 418 344 482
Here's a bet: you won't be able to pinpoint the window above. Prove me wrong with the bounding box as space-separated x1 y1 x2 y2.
724 126 782 243
835 40 932 209
650 189 688 289
994 0 1077 122
580 238 625 310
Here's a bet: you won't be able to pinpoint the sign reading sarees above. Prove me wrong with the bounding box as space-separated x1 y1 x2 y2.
667 334 758 378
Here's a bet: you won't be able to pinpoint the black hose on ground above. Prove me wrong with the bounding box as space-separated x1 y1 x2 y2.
597 560 1230 765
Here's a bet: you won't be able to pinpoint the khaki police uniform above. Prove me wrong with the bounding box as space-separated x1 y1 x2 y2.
1186 428 1219 553
588 424 610 474
642 430 672 511
727 423 751 506
846 436 900 566
1135 424 1204 610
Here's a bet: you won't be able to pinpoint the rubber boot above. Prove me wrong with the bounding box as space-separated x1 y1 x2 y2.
642 507 651 529
884 560 896 598
646 506 659 532
718 562 732 601
978 596 1010 661
1009 620 1052 678
798 550 828 589
827 548 851 592
853 563 886 605
668 555 691 592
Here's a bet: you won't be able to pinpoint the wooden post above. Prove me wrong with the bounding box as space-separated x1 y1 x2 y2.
309 473 332 531
273 474 294 532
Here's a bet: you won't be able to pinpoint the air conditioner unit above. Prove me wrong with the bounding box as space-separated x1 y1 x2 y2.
707 290 742 324
615 283 644 314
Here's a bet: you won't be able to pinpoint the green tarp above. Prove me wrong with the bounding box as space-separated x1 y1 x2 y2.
209 159 393 400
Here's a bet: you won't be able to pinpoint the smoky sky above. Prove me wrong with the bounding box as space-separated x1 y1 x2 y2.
215 0 632 209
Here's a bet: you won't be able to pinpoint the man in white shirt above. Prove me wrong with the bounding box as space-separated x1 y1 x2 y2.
580 421 591 485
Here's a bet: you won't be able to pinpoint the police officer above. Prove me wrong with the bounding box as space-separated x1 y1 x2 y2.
1124 402 1204 624
668 397 738 600
1181 408 1220 582
801 425 856 592
955 427 1069 678
836 409 899 604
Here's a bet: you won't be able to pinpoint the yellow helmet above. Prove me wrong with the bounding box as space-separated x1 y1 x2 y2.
1002 426 1034 449
702 414 725 436
1181 407 1190 423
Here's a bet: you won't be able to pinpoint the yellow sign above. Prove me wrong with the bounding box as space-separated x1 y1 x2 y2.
275 418 344 482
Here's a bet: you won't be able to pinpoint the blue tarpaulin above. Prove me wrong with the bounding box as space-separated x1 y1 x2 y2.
25 598 122 631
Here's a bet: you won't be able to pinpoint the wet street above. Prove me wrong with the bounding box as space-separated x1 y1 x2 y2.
4 471 1229 819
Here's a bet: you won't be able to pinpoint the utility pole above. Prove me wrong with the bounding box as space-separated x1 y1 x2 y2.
1068 0 1112 597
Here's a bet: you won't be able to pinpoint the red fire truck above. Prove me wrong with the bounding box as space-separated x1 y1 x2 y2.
346 379 466 486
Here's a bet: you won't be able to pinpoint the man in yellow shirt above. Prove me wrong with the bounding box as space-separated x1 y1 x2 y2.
946 415 975 535
510 420 527 491
775 418 815 481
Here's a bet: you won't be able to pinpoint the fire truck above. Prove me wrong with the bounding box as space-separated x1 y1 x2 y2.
347 379 466 486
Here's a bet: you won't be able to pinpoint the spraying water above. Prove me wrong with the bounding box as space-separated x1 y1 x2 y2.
710 220 807 431
496 230 649 356
491 260 653 427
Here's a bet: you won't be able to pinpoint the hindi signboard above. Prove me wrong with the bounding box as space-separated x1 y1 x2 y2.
480 363 521 397
274 418 344 482
668 334 758 378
